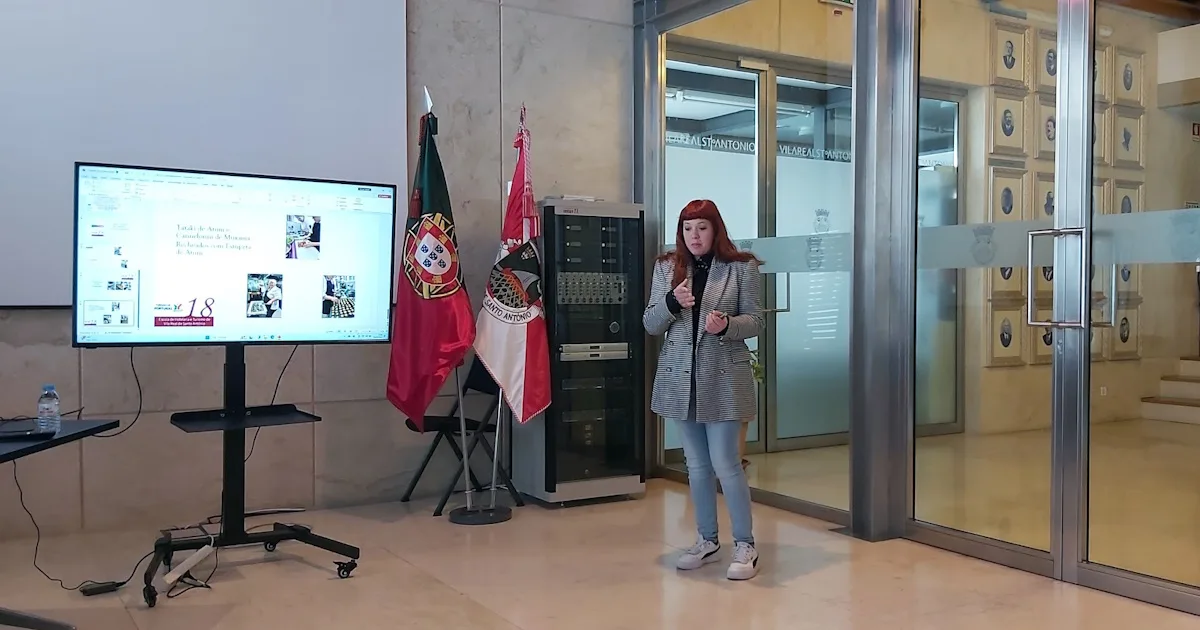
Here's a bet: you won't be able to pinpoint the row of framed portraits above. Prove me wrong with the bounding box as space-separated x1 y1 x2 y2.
985 168 1144 299
991 19 1146 107
988 263 1139 301
986 167 1144 222
987 303 1142 367
988 89 1145 168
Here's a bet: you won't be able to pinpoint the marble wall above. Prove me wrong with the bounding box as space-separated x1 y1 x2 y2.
0 0 634 540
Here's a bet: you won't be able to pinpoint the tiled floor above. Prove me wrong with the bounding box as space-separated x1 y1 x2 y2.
1 480 1196 629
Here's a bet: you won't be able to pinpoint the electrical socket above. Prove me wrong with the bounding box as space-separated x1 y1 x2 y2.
1100 386 1108 396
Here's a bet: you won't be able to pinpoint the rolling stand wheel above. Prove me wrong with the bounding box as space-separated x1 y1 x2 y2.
264 541 278 552
335 560 357 579
143 585 158 608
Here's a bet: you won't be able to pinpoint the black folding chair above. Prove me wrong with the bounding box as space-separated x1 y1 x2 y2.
399 359 524 516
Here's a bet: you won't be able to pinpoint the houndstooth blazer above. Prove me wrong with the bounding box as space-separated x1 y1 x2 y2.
643 256 763 423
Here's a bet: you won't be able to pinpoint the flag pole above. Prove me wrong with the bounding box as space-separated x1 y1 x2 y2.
454 366 474 512
488 400 503 509
448 377 513 525
427 86 475 515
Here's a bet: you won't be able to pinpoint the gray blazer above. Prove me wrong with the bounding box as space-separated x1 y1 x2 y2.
643 256 763 423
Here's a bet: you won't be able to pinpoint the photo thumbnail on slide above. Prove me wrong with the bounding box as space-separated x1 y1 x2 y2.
285 215 322 260
247 274 284 318
322 275 356 318
81 300 135 327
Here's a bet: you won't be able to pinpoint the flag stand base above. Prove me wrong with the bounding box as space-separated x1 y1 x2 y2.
448 505 512 526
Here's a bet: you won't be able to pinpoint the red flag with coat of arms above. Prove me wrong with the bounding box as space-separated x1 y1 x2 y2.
474 106 551 423
387 111 477 429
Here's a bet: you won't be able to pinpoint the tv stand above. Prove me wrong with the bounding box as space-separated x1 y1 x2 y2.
140 343 359 608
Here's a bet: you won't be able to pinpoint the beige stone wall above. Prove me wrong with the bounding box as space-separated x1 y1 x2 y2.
675 0 1200 433
0 0 634 540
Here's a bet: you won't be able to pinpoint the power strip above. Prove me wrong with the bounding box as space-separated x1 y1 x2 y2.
163 545 215 586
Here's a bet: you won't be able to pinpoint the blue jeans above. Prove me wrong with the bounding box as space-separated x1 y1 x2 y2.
674 417 754 545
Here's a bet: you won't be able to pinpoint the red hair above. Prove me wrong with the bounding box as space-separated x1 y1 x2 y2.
657 199 761 286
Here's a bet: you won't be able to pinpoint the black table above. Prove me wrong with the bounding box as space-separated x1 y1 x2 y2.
0 420 118 630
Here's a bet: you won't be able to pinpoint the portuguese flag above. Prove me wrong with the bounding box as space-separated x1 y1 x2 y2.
387 112 477 428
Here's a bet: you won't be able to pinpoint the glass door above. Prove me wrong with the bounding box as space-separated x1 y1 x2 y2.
752 66 856 511
659 52 762 465
1068 0 1200 613
910 0 1077 559
908 0 1200 613
656 44 862 513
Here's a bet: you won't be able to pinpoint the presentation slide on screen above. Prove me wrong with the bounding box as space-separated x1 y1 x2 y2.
74 165 396 345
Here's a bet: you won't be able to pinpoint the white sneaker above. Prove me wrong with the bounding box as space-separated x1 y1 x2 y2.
727 542 759 580
676 539 721 570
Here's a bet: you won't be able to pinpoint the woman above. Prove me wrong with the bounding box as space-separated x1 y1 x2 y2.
644 199 763 581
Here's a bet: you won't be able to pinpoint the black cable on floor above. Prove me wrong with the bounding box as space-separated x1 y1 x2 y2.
12 460 153 592
11 345 295 595
165 527 221 600
245 345 298 463
166 548 219 599
96 347 140 439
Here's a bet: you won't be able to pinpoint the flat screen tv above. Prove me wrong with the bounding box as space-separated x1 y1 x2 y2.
72 163 398 347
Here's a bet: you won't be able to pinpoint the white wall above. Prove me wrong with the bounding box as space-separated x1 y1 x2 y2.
0 0 408 307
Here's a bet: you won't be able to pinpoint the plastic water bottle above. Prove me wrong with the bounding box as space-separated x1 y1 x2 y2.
36 385 61 434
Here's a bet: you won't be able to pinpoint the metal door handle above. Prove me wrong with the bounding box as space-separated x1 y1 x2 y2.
763 273 791 314
1026 227 1087 328
1092 264 1118 328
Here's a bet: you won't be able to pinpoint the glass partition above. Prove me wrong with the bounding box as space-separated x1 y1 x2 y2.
1086 0 1200 590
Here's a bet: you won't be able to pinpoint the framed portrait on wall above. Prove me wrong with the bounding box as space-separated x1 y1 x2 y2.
1095 44 1112 103
1030 309 1053 364
991 20 1031 89
989 166 1028 222
1035 259 1054 296
990 264 1025 299
1094 105 1111 165
1108 306 1141 360
1090 265 1112 319
1114 107 1145 169
1092 177 1110 217
1114 180 1142 293
1090 314 1107 361
1036 95 1056 160
1114 179 1143 215
987 304 1026 367
1116 261 1140 298
1114 48 1145 107
1037 30 1057 93
1034 172 1055 220
987 166 1028 298
989 89 1029 157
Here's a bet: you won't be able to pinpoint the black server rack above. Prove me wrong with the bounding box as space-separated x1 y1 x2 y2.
511 199 645 503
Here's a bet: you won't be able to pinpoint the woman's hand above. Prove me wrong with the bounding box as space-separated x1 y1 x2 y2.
705 310 728 335
673 279 695 309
